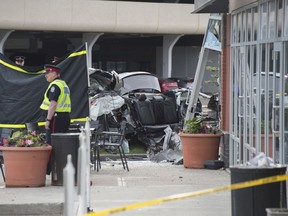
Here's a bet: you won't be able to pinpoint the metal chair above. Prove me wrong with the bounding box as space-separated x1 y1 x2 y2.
68 123 81 133
91 121 129 172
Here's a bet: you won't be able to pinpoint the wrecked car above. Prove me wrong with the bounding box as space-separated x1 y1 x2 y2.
89 70 181 157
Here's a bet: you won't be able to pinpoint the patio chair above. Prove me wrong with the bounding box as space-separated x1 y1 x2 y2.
91 121 129 172
68 123 81 133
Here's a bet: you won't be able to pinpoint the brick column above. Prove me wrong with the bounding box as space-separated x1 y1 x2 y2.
220 13 231 132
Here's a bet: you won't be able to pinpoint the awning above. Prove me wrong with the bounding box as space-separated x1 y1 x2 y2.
192 0 228 13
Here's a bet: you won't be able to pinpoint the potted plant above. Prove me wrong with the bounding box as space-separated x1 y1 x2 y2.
179 117 222 168
0 130 52 187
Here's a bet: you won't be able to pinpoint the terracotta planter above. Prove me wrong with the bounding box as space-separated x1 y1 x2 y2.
0 146 52 187
179 133 222 169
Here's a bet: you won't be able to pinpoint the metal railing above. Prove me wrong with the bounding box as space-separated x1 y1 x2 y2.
63 117 91 216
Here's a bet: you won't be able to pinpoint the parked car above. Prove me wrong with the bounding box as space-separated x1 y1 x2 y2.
168 77 194 89
158 78 179 93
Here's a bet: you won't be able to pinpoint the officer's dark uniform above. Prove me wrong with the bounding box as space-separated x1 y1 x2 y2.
43 78 71 144
41 64 71 174
41 65 71 144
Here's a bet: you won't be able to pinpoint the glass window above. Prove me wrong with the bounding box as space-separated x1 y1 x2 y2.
285 42 288 97
232 47 240 137
229 1 288 164
253 45 257 76
277 0 283 37
284 42 288 163
237 13 242 43
268 44 273 76
247 9 252 41
242 11 247 42
232 15 237 43
106 61 127 72
285 0 288 36
260 44 266 126
284 41 288 163
268 1 276 39
260 2 268 40
253 7 258 41
246 46 251 136
261 44 266 74
251 45 257 137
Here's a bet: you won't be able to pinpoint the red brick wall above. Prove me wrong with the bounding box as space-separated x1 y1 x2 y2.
220 13 231 132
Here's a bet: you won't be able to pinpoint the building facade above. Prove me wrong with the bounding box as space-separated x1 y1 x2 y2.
230 0 288 165
0 0 211 80
196 0 288 166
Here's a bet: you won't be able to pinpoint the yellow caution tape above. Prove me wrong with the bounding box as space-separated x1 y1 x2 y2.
0 59 44 74
0 118 88 129
68 50 87 58
0 49 86 75
85 174 288 216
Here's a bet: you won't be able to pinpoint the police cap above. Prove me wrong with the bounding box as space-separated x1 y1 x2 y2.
44 64 61 74
15 56 26 61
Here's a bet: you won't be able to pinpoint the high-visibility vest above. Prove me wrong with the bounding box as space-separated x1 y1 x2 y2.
40 79 71 112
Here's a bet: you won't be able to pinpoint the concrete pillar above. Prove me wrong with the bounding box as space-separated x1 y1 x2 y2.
82 33 103 68
162 34 183 78
0 30 14 54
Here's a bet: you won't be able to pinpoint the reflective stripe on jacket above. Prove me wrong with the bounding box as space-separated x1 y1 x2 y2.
40 79 71 112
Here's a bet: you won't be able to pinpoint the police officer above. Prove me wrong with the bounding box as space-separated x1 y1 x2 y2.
40 64 71 145
15 56 25 66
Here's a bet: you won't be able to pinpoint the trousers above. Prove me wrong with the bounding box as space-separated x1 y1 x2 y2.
46 113 70 174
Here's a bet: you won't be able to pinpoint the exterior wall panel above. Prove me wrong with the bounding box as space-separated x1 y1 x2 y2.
230 0 258 12
0 1 209 34
229 0 288 165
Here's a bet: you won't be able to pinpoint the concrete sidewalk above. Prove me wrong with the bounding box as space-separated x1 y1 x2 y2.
0 160 231 216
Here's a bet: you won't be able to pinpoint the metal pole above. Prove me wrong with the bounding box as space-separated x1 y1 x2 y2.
185 47 209 123
77 132 87 216
63 154 75 216
85 117 91 211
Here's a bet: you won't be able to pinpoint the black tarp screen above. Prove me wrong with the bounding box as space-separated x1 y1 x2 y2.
0 44 89 128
